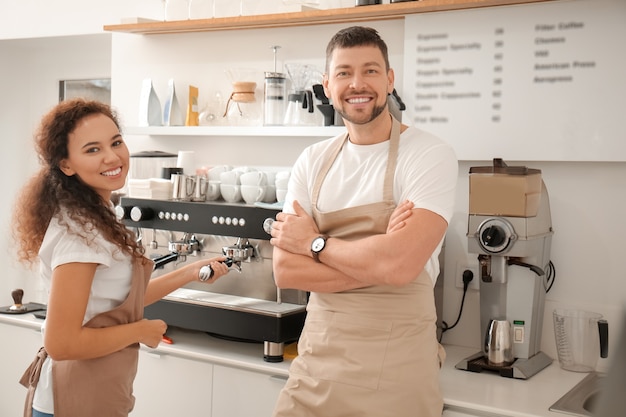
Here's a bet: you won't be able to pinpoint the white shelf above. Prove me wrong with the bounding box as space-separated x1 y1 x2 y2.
125 125 346 138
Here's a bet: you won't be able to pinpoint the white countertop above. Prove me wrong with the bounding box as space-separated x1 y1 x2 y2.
0 312 588 417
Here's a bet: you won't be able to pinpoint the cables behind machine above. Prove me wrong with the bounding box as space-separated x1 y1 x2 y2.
438 269 473 343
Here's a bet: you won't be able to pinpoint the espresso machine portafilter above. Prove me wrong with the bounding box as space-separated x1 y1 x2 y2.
117 197 308 362
455 159 555 379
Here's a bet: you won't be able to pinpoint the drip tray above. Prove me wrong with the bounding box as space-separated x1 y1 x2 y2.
466 354 516 378
455 350 552 379
144 290 307 351
164 288 305 317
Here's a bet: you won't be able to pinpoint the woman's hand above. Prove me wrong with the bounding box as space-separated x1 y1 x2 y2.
387 200 414 233
197 256 230 283
137 318 168 348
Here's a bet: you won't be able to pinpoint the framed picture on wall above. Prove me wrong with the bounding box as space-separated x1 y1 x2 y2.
59 78 111 104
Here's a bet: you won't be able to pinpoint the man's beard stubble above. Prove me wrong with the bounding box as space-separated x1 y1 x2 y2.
335 98 388 125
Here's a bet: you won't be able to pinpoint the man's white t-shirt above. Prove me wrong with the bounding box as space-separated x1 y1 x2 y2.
33 211 134 413
284 125 458 283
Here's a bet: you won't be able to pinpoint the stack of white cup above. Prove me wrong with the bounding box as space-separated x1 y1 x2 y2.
275 170 290 203
240 171 268 204
219 169 242 203
206 165 232 201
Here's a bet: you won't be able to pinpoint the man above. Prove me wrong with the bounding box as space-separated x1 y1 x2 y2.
269 26 458 416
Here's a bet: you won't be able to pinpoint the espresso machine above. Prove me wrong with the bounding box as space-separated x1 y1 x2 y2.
117 197 308 362
455 159 554 379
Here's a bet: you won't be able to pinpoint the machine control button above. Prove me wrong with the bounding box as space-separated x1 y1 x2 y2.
158 211 165 219
219 216 225 224
225 217 232 225
239 218 246 227
183 213 189 221
165 212 171 220
114 205 129 221
130 206 154 222
176 213 183 221
232 218 239 226
212 216 218 224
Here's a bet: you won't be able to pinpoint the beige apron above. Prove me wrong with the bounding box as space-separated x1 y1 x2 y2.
20 257 153 417
273 117 445 417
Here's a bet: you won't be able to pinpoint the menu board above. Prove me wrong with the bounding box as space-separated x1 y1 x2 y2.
402 0 626 161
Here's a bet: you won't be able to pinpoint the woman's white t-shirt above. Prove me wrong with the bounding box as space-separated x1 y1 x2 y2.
33 211 133 413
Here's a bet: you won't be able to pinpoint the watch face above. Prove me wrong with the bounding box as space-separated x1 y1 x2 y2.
312 237 325 252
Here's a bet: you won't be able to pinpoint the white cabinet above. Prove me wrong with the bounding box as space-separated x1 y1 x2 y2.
0 321 43 417
131 349 214 416
212 365 287 417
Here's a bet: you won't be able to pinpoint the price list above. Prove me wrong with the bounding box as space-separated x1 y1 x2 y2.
402 0 626 161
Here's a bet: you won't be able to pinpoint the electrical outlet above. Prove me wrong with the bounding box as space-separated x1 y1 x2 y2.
455 261 480 291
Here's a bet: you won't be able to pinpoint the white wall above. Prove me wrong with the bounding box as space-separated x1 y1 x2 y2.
1 0 624 374
0 34 111 304
0 0 357 40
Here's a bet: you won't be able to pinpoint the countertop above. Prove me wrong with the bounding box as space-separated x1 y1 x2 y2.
0 312 587 417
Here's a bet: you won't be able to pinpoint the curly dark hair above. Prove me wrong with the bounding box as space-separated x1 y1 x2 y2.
325 26 390 73
12 98 144 267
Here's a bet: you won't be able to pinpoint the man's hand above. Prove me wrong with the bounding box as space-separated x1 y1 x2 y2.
270 200 320 257
387 200 414 233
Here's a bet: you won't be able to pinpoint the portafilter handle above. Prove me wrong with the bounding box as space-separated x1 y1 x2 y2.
198 258 240 282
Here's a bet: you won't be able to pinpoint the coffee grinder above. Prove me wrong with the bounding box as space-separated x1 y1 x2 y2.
455 159 555 379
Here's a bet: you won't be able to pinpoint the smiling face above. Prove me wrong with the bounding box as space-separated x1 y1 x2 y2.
323 45 394 126
59 113 129 201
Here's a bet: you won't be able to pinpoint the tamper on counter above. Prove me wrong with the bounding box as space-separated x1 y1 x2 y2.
0 289 46 315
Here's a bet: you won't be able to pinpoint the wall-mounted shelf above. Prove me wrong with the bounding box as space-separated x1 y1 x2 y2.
104 0 555 35
125 125 346 138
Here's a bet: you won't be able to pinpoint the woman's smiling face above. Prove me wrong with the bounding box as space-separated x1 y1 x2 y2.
59 113 129 201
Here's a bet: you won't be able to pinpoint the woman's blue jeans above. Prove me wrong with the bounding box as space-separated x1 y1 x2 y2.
32 409 53 417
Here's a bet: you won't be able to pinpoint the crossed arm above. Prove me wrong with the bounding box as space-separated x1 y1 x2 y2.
270 200 447 293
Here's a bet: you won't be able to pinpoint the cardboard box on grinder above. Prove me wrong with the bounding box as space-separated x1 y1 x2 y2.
469 171 542 217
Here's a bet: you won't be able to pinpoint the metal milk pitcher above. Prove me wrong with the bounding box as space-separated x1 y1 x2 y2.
485 319 514 366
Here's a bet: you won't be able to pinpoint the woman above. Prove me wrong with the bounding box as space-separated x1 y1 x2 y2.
13 98 229 417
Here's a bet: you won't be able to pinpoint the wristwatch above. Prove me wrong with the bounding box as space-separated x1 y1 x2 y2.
311 235 329 263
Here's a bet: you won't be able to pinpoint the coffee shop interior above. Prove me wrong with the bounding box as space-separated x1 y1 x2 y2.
1 0 624 416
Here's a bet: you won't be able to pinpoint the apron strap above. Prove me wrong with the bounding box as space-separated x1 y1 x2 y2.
383 116 401 201
19 347 48 417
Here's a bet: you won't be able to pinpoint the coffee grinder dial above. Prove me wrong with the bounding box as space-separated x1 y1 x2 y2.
476 218 516 254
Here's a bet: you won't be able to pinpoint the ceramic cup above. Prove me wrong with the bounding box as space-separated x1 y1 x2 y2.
219 170 241 185
263 185 277 203
220 183 242 203
240 171 268 186
274 177 289 190
241 185 267 204
276 188 288 203
206 180 221 201
208 165 232 181
275 170 291 181
262 170 277 186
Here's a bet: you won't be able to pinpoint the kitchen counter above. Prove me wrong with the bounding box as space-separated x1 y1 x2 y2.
0 313 587 417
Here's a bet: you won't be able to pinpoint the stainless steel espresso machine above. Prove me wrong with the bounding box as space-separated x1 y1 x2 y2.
117 197 308 362
456 159 554 379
